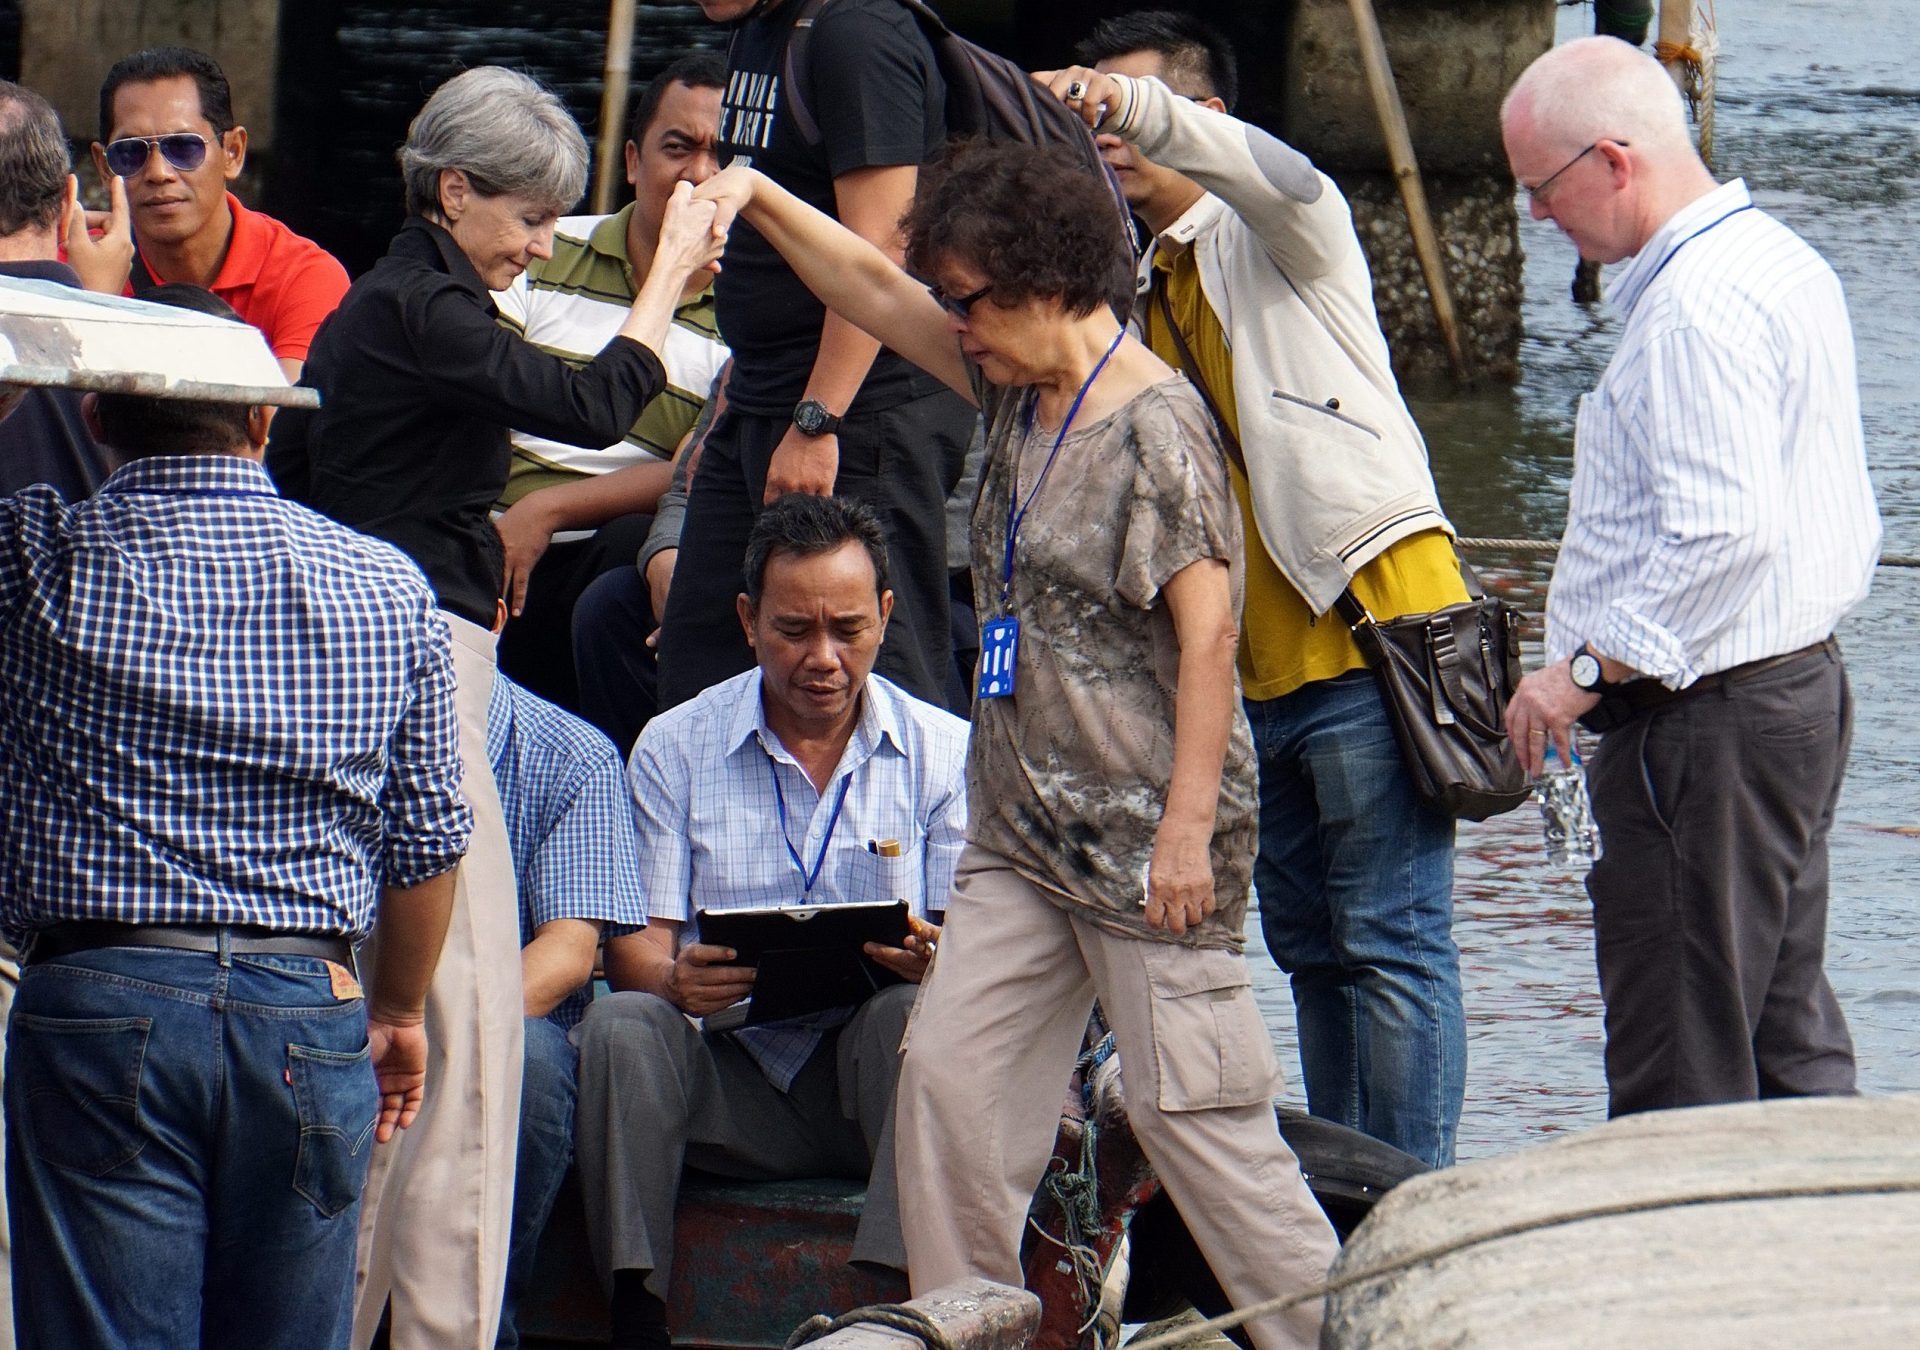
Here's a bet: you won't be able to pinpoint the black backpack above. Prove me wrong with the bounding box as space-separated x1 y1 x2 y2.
775 0 1135 249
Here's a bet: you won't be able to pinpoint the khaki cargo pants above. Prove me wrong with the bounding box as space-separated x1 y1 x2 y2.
896 846 1338 1350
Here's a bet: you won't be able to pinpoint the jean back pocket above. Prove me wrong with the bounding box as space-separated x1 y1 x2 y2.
287 1041 378 1219
10 1013 153 1177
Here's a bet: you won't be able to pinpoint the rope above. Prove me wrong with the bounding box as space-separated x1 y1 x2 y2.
783 1304 958 1350
1454 537 1920 569
1655 0 1718 165
1122 1177 1920 1350
1032 1114 1107 1326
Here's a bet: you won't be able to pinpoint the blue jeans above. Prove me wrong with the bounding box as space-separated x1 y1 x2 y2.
497 1015 579 1349
4 943 375 1349
1246 671 1465 1167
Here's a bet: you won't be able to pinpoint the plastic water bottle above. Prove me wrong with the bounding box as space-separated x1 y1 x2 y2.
1537 742 1600 872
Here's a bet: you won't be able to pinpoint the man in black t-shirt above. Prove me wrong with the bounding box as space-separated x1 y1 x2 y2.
655 0 973 713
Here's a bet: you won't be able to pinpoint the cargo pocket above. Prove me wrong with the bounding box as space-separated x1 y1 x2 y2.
1141 945 1279 1113
287 1041 379 1218
12 1014 152 1176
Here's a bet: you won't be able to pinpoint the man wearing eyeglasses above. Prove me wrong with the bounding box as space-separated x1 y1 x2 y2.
1501 38 1879 1118
93 46 349 381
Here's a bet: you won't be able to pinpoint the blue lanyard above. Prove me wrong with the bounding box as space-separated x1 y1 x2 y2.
1000 327 1127 612
764 749 854 896
1639 203 1755 292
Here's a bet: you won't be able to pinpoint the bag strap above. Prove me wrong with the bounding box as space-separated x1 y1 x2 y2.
777 0 836 147
1151 280 1246 478
127 245 159 296
1149 282 1492 648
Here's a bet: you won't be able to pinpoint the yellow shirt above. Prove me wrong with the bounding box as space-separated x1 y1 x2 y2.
1145 245 1469 700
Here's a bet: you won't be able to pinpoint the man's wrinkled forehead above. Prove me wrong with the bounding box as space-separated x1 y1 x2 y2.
645 81 721 145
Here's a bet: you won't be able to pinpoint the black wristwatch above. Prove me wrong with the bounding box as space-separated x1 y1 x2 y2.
1568 643 1620 695
791 399 843 438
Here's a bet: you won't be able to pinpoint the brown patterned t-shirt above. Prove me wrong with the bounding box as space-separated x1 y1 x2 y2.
965 369 1257 950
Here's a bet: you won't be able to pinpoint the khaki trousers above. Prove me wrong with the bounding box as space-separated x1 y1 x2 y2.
353 614 524 1349
897 847 1337 1350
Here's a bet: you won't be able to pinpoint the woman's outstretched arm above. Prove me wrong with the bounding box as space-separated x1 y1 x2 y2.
695 166 974 404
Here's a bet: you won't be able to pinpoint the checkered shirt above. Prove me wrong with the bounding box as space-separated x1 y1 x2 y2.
487 675 647 1030
628 668 970 1091
0 455 471 945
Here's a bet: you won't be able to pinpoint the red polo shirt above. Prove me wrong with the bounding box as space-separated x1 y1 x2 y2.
131 193 350 364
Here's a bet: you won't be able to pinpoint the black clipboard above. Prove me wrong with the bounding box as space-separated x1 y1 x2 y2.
695 900 910 1027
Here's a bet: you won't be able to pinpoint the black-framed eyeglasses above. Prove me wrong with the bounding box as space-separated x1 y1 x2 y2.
928 281 992 319
1523 140 1625 202
103 133 214 178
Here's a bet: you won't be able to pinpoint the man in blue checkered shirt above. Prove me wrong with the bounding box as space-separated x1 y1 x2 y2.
573 495 968 1350
0 286 470 1350
486 670 648 1350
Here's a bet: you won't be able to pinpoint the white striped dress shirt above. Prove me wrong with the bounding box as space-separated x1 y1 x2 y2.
1546 179 1880 686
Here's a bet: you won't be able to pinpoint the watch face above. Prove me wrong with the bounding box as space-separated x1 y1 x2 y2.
1570 652 1602 690
794 400 829 435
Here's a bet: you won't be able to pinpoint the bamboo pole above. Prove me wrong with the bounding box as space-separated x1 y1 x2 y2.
1656 0 1692 96
1344 0 1471 384
592 0 640 215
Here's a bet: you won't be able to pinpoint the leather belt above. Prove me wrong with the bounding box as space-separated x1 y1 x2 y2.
26 921 354 967
1580 636 1838 734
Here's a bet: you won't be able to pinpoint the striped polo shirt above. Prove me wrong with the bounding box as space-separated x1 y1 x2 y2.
493 204 729 508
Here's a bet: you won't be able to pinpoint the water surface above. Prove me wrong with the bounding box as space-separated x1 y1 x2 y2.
1247 0 1920 1159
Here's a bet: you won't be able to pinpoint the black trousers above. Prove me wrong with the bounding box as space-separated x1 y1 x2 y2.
1584 642 1857 1117
570 563 661 757
498 512 655 718
654 390 972 713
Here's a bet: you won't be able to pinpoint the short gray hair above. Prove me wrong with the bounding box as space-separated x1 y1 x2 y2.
1502 37 1691 158
399 67 588 219
0 81 71 237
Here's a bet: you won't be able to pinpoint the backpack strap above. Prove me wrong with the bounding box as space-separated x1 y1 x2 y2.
779 0 836 147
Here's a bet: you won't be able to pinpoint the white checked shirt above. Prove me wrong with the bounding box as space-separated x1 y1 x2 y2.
1546 179 1881 686
628 668 969 1090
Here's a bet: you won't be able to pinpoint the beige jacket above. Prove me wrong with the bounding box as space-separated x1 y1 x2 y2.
1108 73 1452 615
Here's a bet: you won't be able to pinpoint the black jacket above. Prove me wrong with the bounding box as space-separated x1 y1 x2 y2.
267 217 664 626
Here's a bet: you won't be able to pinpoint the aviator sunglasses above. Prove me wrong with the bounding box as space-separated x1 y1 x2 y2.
102 133 215 178
928 281 992 319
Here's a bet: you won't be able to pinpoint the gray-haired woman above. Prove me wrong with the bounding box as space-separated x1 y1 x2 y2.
264 65 724 1350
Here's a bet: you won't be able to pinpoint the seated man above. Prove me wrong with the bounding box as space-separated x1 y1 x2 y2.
491 53 730 723
573 494 968 1350
485 659 649 1350
93 46 350 378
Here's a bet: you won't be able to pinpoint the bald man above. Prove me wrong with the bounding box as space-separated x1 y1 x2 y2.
1500 37 1879 1117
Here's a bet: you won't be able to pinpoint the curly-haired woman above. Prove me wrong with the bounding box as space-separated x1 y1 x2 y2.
694 141 1338 1349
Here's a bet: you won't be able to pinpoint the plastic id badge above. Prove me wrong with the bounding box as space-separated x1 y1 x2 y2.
977 616 1019 699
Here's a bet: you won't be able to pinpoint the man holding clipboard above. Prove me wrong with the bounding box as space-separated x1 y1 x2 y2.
574 495 969 1350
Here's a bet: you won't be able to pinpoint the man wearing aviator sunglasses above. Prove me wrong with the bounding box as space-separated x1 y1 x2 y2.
92 46 348 380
